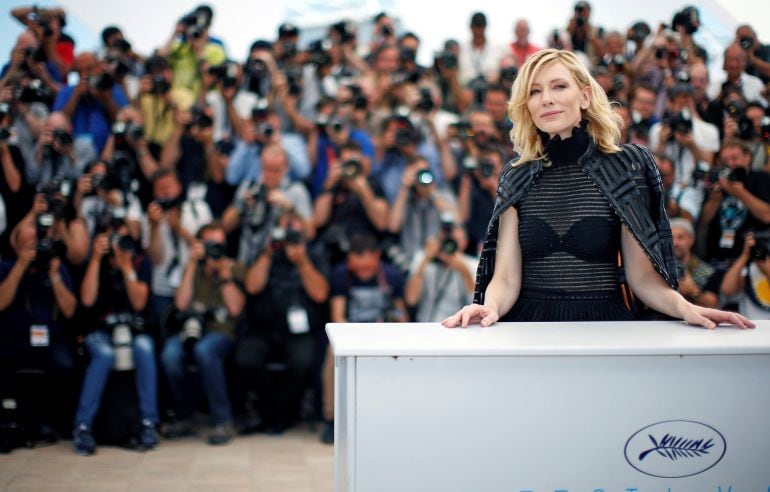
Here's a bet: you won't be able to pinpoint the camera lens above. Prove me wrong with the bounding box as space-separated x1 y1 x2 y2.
416 169 434 186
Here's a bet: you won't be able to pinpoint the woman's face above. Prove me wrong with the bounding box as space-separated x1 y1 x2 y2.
526 61 590 139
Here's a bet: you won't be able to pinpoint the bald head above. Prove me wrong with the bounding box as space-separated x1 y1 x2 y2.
46 111 72 133
73 52 99 76
723 43 747 81
16 31 38 51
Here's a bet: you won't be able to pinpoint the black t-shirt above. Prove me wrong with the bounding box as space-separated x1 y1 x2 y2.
329 262 404 322
178 135 207 191
747 43 770 84
0 260 74 355
0 145 34 258
705 170 770 264
87 255 152 328
467 178 495 255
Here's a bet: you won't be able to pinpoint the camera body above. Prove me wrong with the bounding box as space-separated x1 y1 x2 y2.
341 159 362 179
750 232 770 261
151 74 171 95
203 241 227 260
112 120 144 141
155 195 183 211
665 110 693 138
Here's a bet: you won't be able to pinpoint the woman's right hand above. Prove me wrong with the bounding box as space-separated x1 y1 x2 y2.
442 303 500 328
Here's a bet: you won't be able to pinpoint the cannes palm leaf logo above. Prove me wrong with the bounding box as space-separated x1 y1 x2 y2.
638 433 714 461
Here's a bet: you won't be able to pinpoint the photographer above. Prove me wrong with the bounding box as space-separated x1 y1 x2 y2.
240 213 328 434
138 55 194 153
311 107 375 196
224 99 311 185
74 222 159 455
387 155 458 263
649 82 719 188
707 44 768 106
0 31 62 97
320 232 407 443
52 52 129 155
457 147 504 254
0 103 33 256
159 104 219 190
721 232 770 319
720 98 769 170
75 160 142 241
670 218 719 308
736 25 770 84
157 6 226 97
314 142 388 266
459 12 507 86
628 84 659 145
565 1 603 60
405 224 476 322
222 144 314 265
656 153 701 223
11 5 73 77
28 112 92 186
162 222 245 445
0 221 77 437
374 112 444 204
146 168 212 323
700 139 770 268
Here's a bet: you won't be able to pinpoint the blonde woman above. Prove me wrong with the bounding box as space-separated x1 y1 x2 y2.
443 49 753 330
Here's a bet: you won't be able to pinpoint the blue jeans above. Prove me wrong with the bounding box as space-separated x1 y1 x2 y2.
74 331 160 426
161 331 233 425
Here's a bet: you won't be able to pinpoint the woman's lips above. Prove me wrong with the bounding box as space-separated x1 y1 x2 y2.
541 110 562 118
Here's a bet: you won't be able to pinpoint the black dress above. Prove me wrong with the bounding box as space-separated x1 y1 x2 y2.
503 126 633 322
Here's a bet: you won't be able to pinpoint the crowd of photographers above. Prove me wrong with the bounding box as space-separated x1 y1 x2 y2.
1 2 770 454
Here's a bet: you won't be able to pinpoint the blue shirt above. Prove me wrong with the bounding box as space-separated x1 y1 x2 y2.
373 141 444 204
225 133 311 185
53 84 129 154
311 129 375 198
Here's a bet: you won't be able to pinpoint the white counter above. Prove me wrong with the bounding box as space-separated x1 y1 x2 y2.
328 321 770 492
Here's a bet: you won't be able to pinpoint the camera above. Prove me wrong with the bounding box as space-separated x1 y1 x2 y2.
112 120 144 140
665 109 693 137
90 72 115 91
308 39 333 68
478 158 496 178
438 215 458 257
52 128 73 146
155 195 183 211
416 87 435 112
0 127 11 144
94 206 127 234
209 62 239 88
34 213 66 267
181 11 206 41
500 65 518 84
395 127 415 146
391 70 421 85
203 241 227 260
151 75 171 95
400 47 417 64
109 231 136 253
672 6 699 35
285 67 303 96
176 303 227 353
341 159 362 179
16 79 53 105
328 117 346 135
189 106 213 128
38 178 73 219
415 169 435 186
451 121 473 139
271 226 303 254
435 51 458 71
750 231 770 261
105 313 145 371
727 167 748 183
113 38 132 53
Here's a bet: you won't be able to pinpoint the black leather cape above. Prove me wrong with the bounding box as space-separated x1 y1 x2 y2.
472 140 679 306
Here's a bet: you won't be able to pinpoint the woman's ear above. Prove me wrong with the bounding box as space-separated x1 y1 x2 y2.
580 85 592 110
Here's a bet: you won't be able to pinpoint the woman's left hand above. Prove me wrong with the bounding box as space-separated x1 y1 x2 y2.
681 304 756 330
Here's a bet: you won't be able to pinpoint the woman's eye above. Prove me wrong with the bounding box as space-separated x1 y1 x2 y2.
554 84 567 90
529 88 541 96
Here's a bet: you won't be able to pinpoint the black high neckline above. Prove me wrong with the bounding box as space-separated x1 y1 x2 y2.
538 120 590 166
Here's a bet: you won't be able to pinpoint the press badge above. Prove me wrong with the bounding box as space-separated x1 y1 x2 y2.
719 231 736 249
287 306 310 334
30 325 50 347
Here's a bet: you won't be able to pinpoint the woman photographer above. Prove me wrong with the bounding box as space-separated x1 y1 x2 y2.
72 223 158 455
443 49 753 329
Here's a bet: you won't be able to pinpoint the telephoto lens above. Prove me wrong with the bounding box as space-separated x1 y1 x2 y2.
416 169 435 186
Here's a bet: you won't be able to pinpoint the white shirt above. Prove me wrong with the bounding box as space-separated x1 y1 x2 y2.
145 189 212 297
458 39 508 85
649 118 720 187
708 72 768 107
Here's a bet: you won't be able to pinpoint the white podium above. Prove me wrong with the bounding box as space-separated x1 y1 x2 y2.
326 321 770 492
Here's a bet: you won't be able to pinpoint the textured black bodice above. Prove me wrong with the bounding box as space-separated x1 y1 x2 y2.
505 124 632 321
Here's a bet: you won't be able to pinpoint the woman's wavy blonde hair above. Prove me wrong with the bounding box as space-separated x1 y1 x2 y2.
508 49 623 165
